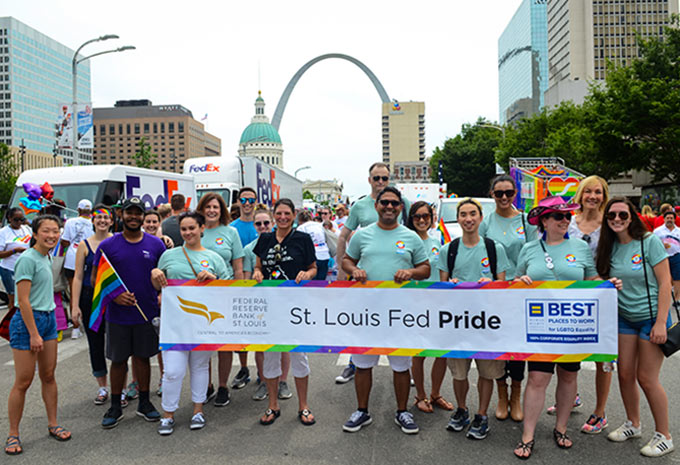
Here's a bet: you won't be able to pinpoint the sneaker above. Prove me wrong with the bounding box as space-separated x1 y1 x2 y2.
214 386 231 407
231 367 251 390
447 407 470 432
252 381 268 401
640 432 674 457
395 411 419 434
136 401 161 422
71 327 81 339
121 393 128 408
204 384 216 404
466 414 489 440
102 407 124 429
335 364 355 384
278 381 293 400
547 393 582 415
125 381 139 400
581 414 608 434
343 410 372 432
190 412 206 430
607 420 642 442
94 387 109 405
158 417 175 435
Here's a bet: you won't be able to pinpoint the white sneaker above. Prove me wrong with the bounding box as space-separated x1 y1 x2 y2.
607 420 642 442
71 327 81 339
641 432 674 457
190 412 206 430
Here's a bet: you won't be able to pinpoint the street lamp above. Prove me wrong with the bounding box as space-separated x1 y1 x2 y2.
295 165 311 178
72 35 135 166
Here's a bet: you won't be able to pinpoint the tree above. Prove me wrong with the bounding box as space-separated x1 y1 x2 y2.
430 118 502 197
132 137 157 169
0 143 18 206
303 190 314 200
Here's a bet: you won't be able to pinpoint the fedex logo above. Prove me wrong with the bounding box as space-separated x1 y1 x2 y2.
188 164 220 173
125 175 191 209
256 163 281 207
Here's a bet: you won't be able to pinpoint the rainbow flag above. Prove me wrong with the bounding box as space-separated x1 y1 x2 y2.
438 217 451 245
90 252 126 331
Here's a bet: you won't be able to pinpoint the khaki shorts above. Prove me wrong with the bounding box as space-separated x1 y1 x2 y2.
446 358 505 381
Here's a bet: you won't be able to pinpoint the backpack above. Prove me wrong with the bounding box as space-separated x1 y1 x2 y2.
447 237 498 281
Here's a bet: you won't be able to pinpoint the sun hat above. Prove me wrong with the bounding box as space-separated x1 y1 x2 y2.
527 196 580 226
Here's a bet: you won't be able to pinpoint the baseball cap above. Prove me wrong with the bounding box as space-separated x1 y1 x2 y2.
121 197 145 212
77 199 93 210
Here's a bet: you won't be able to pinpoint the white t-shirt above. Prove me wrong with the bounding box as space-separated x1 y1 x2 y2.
0 224 32 271
296 221 330 261
334 215 349 232
654 224 680 257
61 216 94 270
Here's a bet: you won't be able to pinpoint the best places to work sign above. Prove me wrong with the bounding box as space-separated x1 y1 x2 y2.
159 280 618 361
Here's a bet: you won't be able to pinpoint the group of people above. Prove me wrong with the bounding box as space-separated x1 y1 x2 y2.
1 162 677 459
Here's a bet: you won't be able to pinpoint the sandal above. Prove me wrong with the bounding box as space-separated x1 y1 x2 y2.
430 395 454 411
48 425 72 442
259 408 281 425
298 408 316 426
414 396 433 413
4 436 22 455
513 439 535 460
553 428 572 449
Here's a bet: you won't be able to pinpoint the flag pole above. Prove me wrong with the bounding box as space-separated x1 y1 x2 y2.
101 251 149 322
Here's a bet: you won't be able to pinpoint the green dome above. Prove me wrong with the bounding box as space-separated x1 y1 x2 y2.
239 122 281 144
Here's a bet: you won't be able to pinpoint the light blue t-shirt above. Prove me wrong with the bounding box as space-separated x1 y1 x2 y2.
436 238 511 281
158 247 229 281
479 211 536 278
202 225 244 279
345 195 411 232
610 234 668 322
422 236 442 281
515 238 597 281
243 239 257 273
13 248 55 311
230 219 258 247
346 223 428 281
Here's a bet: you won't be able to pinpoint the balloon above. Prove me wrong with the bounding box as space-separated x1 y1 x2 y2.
19 196 41 215
41 182 54 201
22 182 43 200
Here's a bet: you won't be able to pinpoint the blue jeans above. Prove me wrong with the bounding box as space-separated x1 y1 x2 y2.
315 259 329 280
9 309 57 350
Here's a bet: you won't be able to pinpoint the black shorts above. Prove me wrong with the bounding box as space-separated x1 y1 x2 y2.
105 320 159 363
528 361 581 374
64 268 75 279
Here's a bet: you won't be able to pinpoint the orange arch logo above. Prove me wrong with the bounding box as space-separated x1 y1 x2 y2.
177 296 224 325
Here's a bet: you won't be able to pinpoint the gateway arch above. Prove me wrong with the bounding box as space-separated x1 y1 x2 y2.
271 53 390 131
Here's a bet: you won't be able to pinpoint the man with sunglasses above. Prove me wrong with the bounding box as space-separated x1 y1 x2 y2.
342 186 430 434
231 187 259 249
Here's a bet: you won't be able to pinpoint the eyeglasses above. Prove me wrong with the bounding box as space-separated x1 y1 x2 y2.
548 212 572 222
320 211 330 216
372 176 389 182
254 220 270 227
606 211 630 221
378 199 401 208
10 217 23 222
493 189 515 199
412 213 431 221
239 197 256 205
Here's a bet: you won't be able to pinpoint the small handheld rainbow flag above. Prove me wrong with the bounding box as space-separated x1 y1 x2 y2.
89 251 126 331
438 217 452 245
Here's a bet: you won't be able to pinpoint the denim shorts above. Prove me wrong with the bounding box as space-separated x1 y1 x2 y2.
618 312 673 341
0 266 14 295
669 253 680 281
9 309 58 350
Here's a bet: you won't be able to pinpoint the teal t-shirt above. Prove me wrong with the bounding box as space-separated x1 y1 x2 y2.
344 195 411 231
479 211 537 278
346 223 428 281
421 235 442 281
610 233 668 322
158 247 229 280
243 239 257 273
515 238 597 281
436 238 511 281
201 225 244 279
13 248 55 311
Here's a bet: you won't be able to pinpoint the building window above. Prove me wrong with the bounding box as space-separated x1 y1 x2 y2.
144 123 149 134
127 124 131 134
160 122 165 132
153 122 157 133
134 124 140 134
169 122 174 133
99 124 105 136
178 122 184 133
109 124 115 135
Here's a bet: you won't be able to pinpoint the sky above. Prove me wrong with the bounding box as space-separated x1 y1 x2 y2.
5 0 523 197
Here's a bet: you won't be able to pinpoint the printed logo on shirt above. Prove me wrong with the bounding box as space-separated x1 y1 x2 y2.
431 246 439 256
481 257 490 274
12 235 31 244
142 250 151 260
215 237 224 246
200 259 210 268
516 226 525 236
631 253 643 271
271 270 282 279
395 240 406 255
565 254 576 266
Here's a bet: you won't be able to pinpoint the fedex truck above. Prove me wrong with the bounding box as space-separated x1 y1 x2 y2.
184 156 303 208
7 165 196 221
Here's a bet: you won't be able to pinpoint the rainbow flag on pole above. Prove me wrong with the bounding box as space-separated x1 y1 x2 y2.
89 251 126 331
438 217 452 245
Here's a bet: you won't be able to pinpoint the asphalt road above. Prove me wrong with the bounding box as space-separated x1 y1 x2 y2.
0 307 679 465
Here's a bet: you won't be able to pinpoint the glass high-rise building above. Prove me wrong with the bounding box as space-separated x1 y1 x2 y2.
0 17 91 166
498 0 549 125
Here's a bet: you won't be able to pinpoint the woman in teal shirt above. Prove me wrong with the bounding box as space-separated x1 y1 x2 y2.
596 197 674 458
406 201 453 414
6 215 71 455
479 174 537 423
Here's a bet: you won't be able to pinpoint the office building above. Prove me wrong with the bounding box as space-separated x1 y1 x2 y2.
545 0 679 106
391 161 432 183
93 100 221 172
0 16 91 168
498 0 549 125
238 91 284 168
381 100 425 170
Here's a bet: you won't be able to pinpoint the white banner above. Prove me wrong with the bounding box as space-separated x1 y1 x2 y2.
56 103 93 149
159 281 618 360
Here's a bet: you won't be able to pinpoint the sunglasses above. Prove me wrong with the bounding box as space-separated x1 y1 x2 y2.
254 220 270 227
378 199 401 208
412 213 431 221
606 211 630 221
239 197 256 205
10 217 23 222
493 189 515 199
320 211 330 215
372 176 389 182
548 212 572 222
